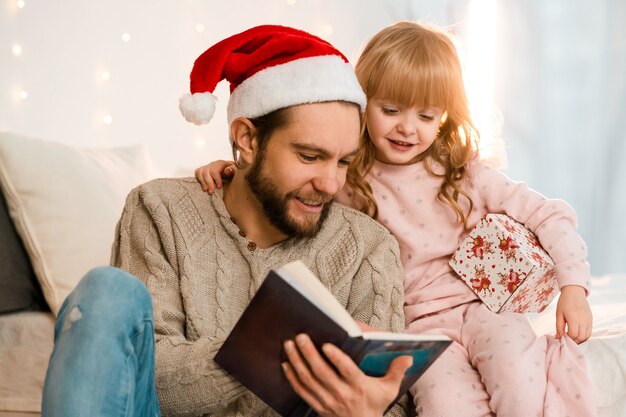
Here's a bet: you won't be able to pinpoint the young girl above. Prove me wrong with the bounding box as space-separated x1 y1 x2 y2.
196 22 596 417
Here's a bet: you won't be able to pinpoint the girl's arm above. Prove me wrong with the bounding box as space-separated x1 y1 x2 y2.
473 163 592 343
195 160 235 193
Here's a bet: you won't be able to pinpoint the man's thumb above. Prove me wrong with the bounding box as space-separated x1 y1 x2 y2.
385 355 413 383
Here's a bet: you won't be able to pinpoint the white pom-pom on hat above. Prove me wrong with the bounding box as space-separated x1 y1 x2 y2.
179 92 217 125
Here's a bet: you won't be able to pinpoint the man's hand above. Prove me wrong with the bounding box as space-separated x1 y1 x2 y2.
555 285 593 343
282 334 412 417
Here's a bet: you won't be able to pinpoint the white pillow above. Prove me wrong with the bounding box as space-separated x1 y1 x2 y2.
0 132 155 315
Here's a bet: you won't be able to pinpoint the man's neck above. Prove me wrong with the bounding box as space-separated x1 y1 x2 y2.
222 173 288 249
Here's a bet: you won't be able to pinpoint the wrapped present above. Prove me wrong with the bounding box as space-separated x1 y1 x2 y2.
449 214 558 313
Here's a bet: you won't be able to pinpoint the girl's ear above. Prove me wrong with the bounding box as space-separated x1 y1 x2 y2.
230 117 258 166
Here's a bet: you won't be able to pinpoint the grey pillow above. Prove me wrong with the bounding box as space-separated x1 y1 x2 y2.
0 187 48 314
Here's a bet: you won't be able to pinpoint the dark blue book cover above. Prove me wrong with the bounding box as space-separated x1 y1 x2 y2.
215 261 451 417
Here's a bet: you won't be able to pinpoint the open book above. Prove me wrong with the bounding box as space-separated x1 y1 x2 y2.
215 260 451 417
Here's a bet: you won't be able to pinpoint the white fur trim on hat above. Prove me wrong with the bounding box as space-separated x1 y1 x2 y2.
227 55 366 126
179 92 217 125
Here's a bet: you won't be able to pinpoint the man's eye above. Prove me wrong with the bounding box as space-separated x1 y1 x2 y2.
338 159 352 167
299 154 317 162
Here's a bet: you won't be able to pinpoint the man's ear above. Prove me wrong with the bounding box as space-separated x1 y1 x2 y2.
230 117 258 166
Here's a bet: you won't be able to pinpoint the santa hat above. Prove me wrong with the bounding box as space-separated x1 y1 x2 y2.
179 25 366 127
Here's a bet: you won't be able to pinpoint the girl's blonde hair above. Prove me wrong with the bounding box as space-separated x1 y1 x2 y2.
347 21 479 229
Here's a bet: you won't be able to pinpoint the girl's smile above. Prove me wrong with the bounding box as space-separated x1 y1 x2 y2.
366 98 444 165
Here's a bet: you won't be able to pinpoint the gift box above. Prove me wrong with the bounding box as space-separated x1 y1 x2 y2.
449 214 558 313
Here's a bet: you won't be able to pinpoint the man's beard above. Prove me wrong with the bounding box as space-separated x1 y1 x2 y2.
246 154 332 239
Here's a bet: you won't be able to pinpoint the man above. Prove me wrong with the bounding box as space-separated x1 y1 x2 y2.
42 25 411 417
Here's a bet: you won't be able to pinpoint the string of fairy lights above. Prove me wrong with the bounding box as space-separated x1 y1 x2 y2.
9 1 131 127
7 0 341 153
7 0 499 164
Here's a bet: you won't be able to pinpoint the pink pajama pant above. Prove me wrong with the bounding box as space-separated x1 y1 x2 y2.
407 301 597 417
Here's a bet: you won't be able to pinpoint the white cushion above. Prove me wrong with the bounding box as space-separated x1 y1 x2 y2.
0 131 155 315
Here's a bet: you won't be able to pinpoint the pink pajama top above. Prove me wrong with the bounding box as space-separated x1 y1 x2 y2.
337 158 591 328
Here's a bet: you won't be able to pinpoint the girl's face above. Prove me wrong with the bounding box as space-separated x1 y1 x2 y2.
366 97 443 165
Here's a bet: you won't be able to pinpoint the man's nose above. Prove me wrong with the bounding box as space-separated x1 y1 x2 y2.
312 165 342 196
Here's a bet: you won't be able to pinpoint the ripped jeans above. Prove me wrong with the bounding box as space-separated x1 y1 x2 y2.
42 267 161 417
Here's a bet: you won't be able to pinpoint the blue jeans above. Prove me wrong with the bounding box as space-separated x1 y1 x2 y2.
42 267 161 417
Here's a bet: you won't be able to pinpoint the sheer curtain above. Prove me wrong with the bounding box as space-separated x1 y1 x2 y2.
494 0 626 275
407 0 626 275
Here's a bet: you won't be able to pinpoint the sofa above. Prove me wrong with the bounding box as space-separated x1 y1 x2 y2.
0 131 155 415
0 131 625 416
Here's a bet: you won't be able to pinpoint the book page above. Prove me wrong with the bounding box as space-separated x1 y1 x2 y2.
277 261 361 337
362 332 451 341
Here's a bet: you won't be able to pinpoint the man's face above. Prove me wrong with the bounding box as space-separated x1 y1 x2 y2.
246 101 360 238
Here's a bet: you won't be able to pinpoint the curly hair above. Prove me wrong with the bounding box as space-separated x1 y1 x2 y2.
346 21 479 229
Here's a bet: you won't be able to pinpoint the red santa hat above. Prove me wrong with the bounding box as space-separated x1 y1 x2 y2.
179 25 366 128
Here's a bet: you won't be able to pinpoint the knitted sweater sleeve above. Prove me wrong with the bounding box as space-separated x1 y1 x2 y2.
339 216 408 417
473 163 592 293
110 185 245 417
344 230 405 333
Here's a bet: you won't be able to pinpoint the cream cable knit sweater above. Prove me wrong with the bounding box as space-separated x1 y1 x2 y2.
110 177 408 417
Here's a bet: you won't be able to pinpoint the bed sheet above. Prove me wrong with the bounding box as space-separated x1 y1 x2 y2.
529 273 626 417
